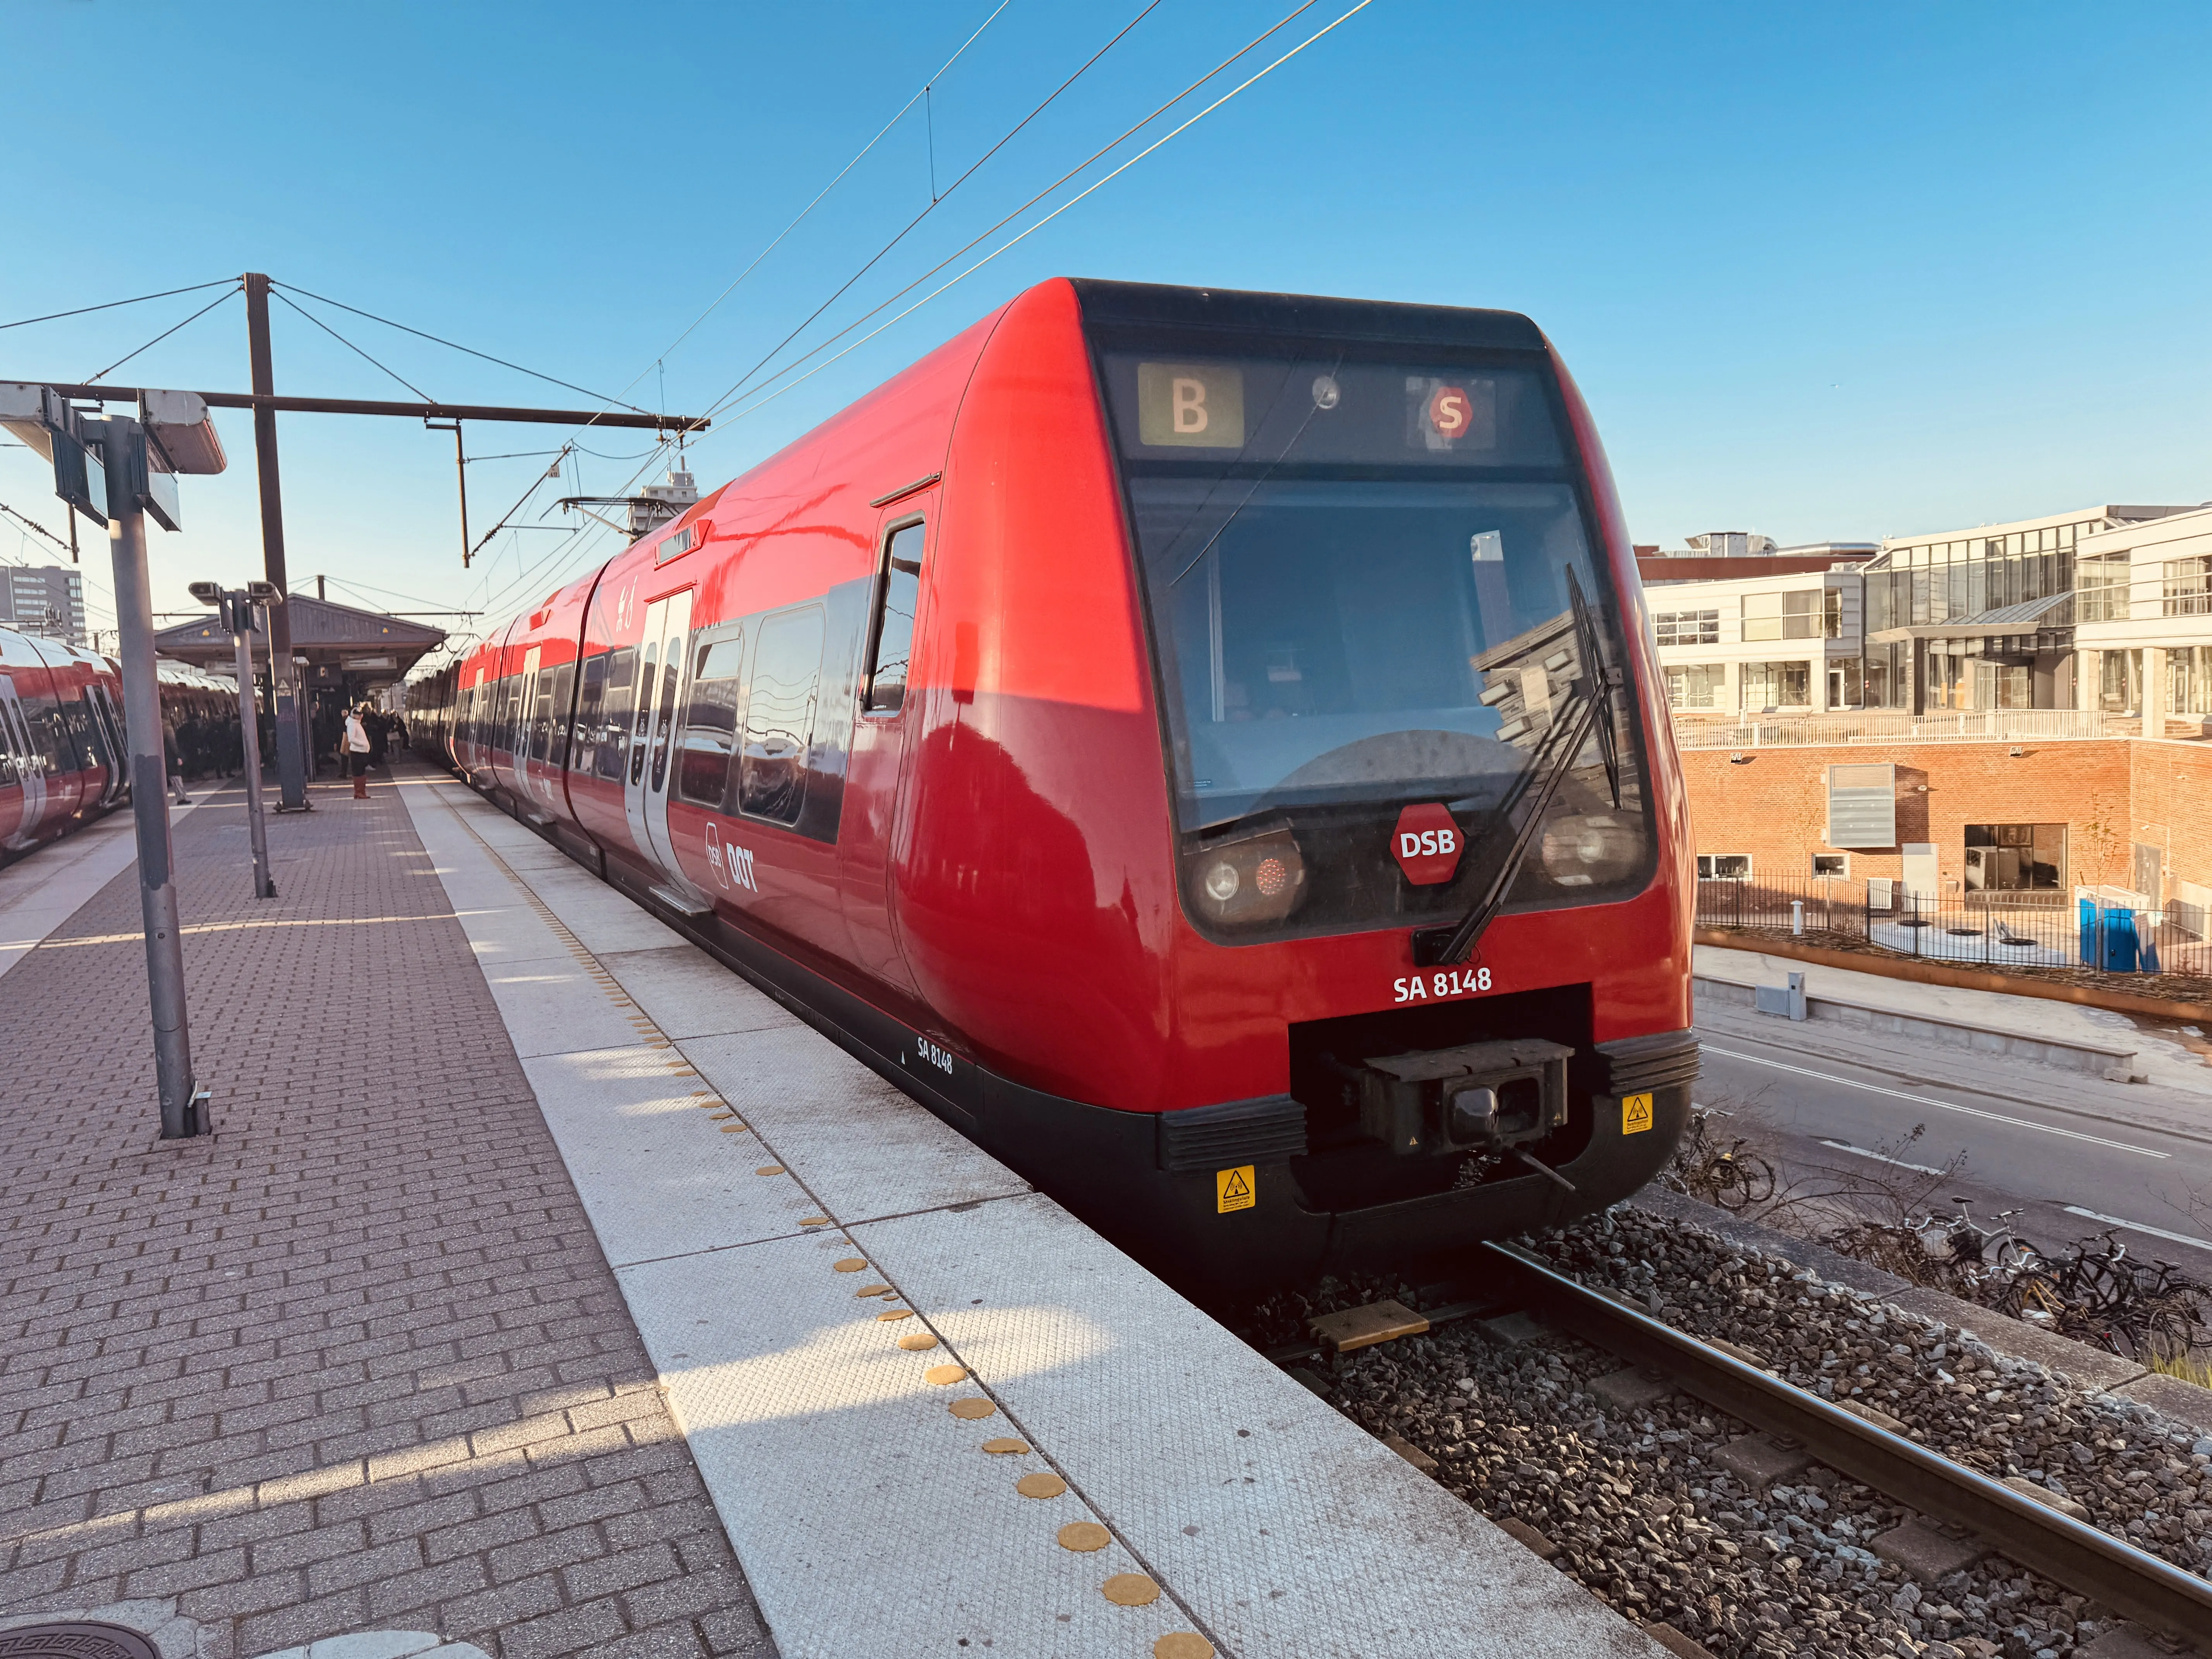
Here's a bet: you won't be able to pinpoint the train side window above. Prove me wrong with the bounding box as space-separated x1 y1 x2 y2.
573 653 608 775
546 663 575 770
598 648 636 781
677 635 744 807
529 672 556 762
630 644 659 786
738 606 825 825
863 521 925 715
648 632 684 793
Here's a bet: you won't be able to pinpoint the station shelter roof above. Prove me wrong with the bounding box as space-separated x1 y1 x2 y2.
153 594 446 695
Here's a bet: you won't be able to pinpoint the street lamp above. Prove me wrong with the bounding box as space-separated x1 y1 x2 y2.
188 580 280 901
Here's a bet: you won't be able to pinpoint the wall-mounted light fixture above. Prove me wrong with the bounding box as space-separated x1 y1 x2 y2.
1728 752 1754 765
2008 747 2025 757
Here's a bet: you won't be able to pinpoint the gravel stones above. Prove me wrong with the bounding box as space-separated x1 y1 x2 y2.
1269 1207 2212 1659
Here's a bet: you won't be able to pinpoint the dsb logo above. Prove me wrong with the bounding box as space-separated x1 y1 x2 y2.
1393 803 1465 886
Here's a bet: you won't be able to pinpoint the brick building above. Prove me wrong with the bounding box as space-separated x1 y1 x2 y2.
1680 735 2212 924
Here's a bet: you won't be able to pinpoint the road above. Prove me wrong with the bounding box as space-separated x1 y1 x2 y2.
1691 1017 2212 1270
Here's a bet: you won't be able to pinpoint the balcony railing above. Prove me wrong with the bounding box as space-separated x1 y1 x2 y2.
1670 709 2109 749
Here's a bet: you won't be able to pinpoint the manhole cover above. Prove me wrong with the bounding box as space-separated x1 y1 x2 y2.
0 1625 161 1659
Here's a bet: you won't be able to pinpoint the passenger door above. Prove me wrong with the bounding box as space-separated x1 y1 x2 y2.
840 508 930 996
623 590 693 881
83 686 128 808
0 678 43 845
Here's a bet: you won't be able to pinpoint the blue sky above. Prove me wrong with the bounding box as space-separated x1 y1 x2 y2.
2 1 2206 650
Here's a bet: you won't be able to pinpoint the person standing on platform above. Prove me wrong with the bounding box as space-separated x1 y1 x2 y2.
344 705 373 799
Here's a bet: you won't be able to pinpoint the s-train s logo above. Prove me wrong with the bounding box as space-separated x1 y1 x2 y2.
704 822 759 893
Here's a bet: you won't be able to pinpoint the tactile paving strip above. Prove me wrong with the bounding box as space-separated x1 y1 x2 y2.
404 775 1663 1659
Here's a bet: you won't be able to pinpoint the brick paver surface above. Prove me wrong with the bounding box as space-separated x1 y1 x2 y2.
0 767 777 1659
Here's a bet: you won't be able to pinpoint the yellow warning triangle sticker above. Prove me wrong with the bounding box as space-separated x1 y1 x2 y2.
1621 1092 1654 1135
1215 1164 1255 1212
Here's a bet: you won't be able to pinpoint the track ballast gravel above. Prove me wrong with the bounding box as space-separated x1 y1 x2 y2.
1263 1206 2212 1659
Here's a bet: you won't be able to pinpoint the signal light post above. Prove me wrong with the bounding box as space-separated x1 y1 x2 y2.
2 383 228 1139
190 580 281 900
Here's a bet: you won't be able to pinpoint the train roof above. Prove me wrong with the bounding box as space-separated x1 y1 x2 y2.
1068 277 1547 353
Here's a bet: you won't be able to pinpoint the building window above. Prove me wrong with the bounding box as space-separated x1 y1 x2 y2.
1697 854 1752 879
2099 649 2137 714
1823 587 1843 639
2162 556 2212 616
1812 853 1850 878
2170 645 2212 716
1740 660 1811 709
1654 608 1720 646
1964 823 2065 891
2077 553 2128 622
1664 663 1726 709
1741 590 1822 642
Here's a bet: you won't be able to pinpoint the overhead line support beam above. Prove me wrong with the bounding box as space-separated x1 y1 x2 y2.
21 381 707 432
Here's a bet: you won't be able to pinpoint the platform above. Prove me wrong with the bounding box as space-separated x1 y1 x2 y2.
0 760 1667 1658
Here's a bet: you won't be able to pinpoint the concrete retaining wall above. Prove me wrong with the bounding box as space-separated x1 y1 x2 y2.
1693 975 2140 1082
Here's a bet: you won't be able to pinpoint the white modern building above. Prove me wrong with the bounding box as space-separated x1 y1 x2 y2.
1858 504 2193 713
1648 565 1866 714
2072 502 2212 733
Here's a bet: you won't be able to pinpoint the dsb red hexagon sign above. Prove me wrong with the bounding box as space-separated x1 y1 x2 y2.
1392 803 1464 885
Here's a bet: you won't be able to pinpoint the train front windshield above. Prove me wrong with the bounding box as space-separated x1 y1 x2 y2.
1094 348 1652 941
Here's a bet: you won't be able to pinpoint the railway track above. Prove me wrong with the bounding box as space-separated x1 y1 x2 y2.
1271 1240 2212 1653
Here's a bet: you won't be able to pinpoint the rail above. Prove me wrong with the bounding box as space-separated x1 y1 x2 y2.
1477 1242 2212 1649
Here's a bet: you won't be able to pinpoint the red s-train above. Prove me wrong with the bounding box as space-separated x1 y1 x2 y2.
1 625 131 862
414 279 1696 1290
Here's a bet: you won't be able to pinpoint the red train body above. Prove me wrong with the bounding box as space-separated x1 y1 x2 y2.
0 625 130 861
415 279 1697 1290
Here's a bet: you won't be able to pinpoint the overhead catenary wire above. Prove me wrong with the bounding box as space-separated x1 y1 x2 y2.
86 283 244 384
613 0 1018 410
271 281 654 414
271 290 434 402
459 1 1365 626
692 0 1368 436
686 0 1167 443
0 278 240 333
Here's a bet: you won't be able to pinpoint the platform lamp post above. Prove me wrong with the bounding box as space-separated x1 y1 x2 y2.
189 581 280 900
1 382 228 1139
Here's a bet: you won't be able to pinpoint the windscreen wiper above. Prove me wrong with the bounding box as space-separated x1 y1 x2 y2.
1412 570 1620 967
1570 567 1623 811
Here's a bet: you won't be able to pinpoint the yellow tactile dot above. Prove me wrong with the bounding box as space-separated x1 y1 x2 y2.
1103 1574 1160 1607
855 1284 891 1298
897 1333 939 1352
924 1364 967 1386
948 1398 996 1420
1153 1638 1212 1659
1058 1522 1110 1553
719 1125 749 1133
799 1216 829 1226
981 1437 1029 1455
754 1165 785 1176
833 1259 867 1273
876 1309 914 1322
1015 1472 1066 1499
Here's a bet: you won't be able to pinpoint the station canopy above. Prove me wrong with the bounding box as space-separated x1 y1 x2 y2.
153 593 446 695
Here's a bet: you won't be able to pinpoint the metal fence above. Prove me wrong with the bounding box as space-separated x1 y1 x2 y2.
1694 876 2211 975
1671 709 2110 750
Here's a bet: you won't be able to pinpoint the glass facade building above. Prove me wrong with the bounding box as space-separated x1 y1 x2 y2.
1860 508 2191 713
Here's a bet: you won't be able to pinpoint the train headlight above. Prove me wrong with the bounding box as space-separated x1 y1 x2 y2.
1187 824 1307 927
1538 813 1639 887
